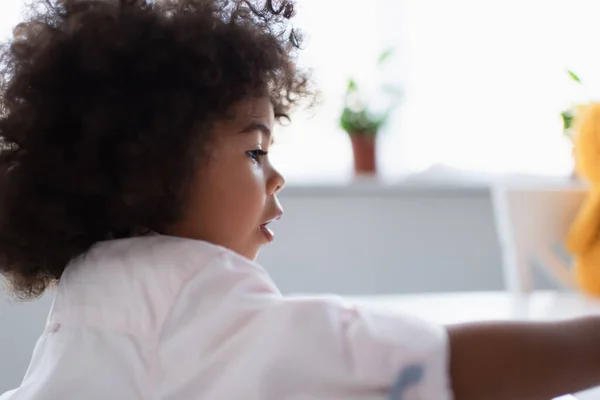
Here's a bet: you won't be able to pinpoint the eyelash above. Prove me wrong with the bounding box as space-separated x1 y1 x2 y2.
247 149 268 162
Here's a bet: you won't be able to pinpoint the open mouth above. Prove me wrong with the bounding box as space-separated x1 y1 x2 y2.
260 222 275 242
259 215 281 242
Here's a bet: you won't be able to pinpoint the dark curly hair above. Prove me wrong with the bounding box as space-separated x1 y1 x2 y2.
0 0 310 299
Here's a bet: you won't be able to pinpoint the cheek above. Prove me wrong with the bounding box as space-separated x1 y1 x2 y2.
199 160 265 222
226 166 267 217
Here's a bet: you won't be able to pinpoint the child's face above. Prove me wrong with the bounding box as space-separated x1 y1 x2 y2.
171 96 285 260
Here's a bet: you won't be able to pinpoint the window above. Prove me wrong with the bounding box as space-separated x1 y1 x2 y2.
0 1 21 42
273 0 600 182
3 0 600 183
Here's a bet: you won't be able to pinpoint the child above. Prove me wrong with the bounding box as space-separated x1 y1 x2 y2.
0 1 600 399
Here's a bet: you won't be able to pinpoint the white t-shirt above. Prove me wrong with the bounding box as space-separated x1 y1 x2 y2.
1 235 452 400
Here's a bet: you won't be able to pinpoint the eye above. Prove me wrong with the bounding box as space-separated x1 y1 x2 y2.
247 149 268 163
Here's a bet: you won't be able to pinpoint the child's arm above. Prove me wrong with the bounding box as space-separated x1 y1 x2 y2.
449 317 600 400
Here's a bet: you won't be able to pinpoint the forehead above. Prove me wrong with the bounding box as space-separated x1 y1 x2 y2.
233 96 274 121
209 96 274 143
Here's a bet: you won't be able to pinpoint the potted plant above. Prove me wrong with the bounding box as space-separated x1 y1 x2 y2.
339 49 401 176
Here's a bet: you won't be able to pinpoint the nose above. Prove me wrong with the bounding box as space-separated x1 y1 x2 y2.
267 165 286 196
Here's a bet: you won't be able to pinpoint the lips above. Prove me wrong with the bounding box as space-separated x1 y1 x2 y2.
260 212 282 242
260 223 275 242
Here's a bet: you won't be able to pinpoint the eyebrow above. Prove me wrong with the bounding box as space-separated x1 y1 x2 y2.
239 122 273 142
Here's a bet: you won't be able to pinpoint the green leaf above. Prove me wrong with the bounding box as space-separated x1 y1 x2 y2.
378 48 394 65
567 70 582 84
340 107 394 134
561 110 574 131
340 107 359 133
347 79 357 92
340 105 391 135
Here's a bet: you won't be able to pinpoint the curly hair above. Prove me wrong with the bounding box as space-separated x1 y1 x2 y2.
0 0 310 299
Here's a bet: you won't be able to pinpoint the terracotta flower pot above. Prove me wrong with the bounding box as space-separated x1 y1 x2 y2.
350 133 377 175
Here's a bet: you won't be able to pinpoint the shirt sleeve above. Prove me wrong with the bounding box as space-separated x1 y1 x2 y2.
272 297 454 400
158 252 453 400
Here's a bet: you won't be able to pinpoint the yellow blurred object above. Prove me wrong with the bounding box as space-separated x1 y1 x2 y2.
567 102 600 296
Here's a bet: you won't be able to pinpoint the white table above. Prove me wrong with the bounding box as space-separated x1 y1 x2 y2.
348 291 600 400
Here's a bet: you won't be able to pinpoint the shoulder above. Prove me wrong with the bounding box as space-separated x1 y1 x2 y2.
49 235 245 338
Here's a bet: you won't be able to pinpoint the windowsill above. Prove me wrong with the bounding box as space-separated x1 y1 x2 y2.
282 169 587 197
